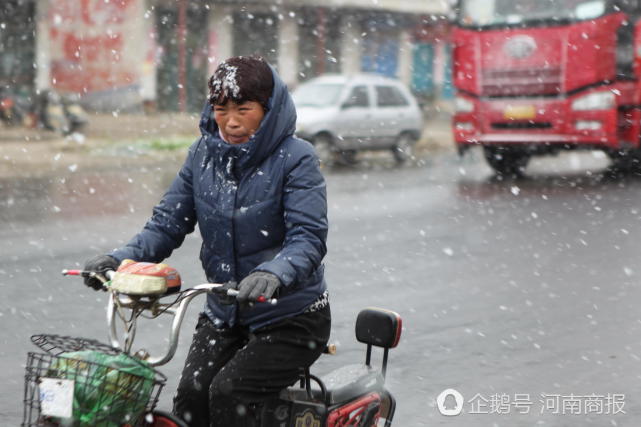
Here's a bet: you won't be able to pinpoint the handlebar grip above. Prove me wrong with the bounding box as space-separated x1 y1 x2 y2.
225 289 277 305
62 269 84 276
255 295 278 305
62 269 115 282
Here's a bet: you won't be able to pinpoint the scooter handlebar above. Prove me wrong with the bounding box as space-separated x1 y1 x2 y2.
62 269 276 304
61 268 277 366
62 269 115 279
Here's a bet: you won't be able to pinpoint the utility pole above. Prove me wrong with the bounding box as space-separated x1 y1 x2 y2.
177 0 187 112
316 7 326 76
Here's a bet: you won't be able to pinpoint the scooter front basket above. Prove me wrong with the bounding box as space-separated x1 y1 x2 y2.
22 334 166 427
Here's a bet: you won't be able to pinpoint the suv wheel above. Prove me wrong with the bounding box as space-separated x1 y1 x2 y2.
313 134 335 167
393 133 415 163
337 150 358 165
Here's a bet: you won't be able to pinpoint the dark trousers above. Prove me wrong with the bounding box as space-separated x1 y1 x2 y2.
173 305 331 427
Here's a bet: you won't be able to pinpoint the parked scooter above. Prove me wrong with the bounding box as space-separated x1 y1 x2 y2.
35 90 88 136
0 87 89 136
0 86 28 127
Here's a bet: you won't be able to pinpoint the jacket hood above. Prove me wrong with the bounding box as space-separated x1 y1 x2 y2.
199 65 297 178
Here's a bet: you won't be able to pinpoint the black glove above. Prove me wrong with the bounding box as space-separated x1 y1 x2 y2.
237 271 281 304
83 254 119 291
217 281 238 305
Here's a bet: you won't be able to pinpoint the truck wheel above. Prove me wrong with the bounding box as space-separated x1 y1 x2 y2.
483 146 530 177
313 134 335 167
607 149 641 172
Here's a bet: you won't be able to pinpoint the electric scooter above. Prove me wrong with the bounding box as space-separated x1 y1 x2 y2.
22 264 402 426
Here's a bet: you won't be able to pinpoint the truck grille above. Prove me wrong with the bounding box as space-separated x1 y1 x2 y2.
482 68 562 97
492 122 552 130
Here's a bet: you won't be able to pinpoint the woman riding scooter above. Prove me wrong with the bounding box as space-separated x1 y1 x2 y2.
83 56 331 426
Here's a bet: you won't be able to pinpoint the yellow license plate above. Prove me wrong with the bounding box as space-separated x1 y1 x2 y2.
503 105 536 120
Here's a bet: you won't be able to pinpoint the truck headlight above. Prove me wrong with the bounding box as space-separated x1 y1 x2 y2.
571 91 615 111
455 96 474 113
575 120 602 130
455 122 474 131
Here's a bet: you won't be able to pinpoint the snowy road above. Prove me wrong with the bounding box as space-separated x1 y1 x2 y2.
2 148 641 426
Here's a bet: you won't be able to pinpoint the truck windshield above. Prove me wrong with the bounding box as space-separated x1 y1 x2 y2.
458 0 608 27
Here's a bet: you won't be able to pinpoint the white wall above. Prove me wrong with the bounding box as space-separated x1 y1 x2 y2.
139 3 157 102
397 29 413 85
35 0 51 92
340 14 362 75
278 12 300 87
207 5 234 75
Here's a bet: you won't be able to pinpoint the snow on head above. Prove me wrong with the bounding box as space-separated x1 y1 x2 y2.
210 61 241 101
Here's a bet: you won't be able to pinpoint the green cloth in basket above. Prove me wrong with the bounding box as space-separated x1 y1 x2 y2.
47 350 155 426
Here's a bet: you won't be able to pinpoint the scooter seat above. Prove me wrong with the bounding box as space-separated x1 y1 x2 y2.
321 363 385 405
281 364 385 405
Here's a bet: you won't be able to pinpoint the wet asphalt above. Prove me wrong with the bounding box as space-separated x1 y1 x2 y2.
2 148 641 426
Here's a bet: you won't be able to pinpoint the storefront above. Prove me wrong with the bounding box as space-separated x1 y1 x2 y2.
0 0 36 96
24 0 450 112
297 7 342 81
411 17 452 101
155 3 209 112
360 12 403 78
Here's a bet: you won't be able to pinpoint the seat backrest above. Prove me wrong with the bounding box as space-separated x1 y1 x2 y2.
355 307 402 348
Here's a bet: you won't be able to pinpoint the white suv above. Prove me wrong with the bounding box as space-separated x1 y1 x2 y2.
292 74 423 165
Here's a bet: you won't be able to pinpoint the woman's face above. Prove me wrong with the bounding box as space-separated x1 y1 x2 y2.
214 100 265 144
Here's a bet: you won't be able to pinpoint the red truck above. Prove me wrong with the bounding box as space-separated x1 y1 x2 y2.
452 0 641 175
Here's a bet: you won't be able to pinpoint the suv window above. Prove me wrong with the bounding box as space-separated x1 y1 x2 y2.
376 86 409 107
344 86 369 108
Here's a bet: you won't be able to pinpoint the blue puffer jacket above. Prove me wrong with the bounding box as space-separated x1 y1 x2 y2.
111 67 328 330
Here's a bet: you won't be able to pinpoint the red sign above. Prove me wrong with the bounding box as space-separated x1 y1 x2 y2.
48 0 140 93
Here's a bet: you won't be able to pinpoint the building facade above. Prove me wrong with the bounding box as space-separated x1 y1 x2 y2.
0 0 453 112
